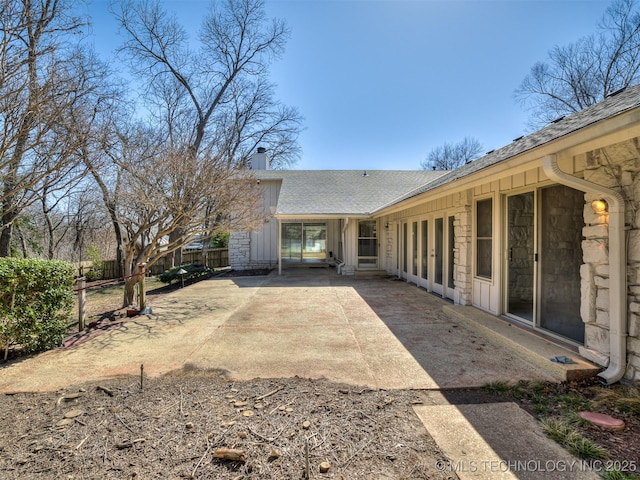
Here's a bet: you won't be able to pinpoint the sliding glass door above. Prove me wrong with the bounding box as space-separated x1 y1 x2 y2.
504 186 584 343
281 223 327 263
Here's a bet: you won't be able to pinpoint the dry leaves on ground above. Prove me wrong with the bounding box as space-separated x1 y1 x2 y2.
0 370 454 479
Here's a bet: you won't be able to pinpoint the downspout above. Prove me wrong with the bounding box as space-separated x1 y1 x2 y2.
542 154 627 385
337 217 349 275
278 219 282 275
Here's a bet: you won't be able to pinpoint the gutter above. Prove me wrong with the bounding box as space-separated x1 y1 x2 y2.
542 154 627 384
278 219 282 275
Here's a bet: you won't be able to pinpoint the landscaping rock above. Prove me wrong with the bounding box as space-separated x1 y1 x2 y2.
268 448 280 460
579 411 625 430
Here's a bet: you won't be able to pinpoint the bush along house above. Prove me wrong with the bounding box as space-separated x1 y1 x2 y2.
231 84 640 384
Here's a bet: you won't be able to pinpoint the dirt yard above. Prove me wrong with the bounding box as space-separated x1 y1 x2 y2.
0 370 456 479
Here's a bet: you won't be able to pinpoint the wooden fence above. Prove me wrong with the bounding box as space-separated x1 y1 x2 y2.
74 248 229 280
149 249 230 275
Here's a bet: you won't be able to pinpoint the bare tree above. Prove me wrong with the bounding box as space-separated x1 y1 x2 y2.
421 137 483 171
515 0 640 127
112 0 302 271
111 125 265 306
115 0 302 166
0 0 108 256
75 92 129 278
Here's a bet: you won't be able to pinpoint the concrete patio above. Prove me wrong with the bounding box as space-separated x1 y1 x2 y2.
0 267 594 393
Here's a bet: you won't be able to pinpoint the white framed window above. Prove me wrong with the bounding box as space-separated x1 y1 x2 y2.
476 198 492 279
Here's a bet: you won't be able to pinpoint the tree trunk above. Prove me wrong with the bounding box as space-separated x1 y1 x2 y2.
122 258 138 308
112 217 125 279
201 237 210 266
168 230 183 268
0 221 14 257
88 170 125 278
15 225 28 258
44 209 55 260
0 167 19 257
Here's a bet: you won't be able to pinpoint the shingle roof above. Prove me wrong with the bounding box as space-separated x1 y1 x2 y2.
253 84 640 218
379 83 640 210
254 170 447 216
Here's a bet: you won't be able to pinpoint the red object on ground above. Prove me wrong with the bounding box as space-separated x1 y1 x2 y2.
579 411 625 430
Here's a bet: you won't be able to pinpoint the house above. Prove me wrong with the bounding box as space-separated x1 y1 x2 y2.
230 84 640 384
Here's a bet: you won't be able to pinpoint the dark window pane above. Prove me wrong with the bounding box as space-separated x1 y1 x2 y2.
358 239 377 256
412 222 418 276
477 199 492 238
421 220 428 280
477 239 492 278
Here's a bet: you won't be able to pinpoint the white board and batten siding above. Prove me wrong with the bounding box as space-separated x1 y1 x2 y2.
249 179 281 267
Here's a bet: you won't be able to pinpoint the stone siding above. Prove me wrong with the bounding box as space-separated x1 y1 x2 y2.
578 139 640 382
384 221 395 274
229 231 274 270
229 232 250 270
453 206 472 305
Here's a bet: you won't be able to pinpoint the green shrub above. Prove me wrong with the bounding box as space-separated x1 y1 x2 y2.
210 232 229 248
0 258 74 355
85 243 104 281
159 263 211 284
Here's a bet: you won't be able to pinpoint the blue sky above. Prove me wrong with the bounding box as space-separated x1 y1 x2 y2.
86 0 611 170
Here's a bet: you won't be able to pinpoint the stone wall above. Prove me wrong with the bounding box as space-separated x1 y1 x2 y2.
578 139 640 381
384 221 395 274
229 231 275 270
453 206 472 305
229 231 250 270
579 200 611 368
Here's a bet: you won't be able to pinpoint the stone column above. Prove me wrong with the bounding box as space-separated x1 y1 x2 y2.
453 206 472 306
229 231 251 270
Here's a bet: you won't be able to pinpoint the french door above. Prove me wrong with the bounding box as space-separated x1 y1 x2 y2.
401 219 429 287
419 219 429 289
401 222 408 279
432 217 444 296
394 215 454 298
506 192 535 322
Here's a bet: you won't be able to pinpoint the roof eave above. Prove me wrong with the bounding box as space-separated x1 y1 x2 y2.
372 105 640 217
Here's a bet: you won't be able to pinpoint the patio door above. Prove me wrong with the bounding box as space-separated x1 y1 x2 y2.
446 215 456 301
281 222 326 263
401 221 409 279
505 187 584 343
432 217 444 295
506 192 535 322
419 219 429 289
408 221 419 283
538 185 584 343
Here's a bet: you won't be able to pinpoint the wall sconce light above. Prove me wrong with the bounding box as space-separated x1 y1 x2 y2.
591 199 608 214
384 222 389 230
256 178 261 185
